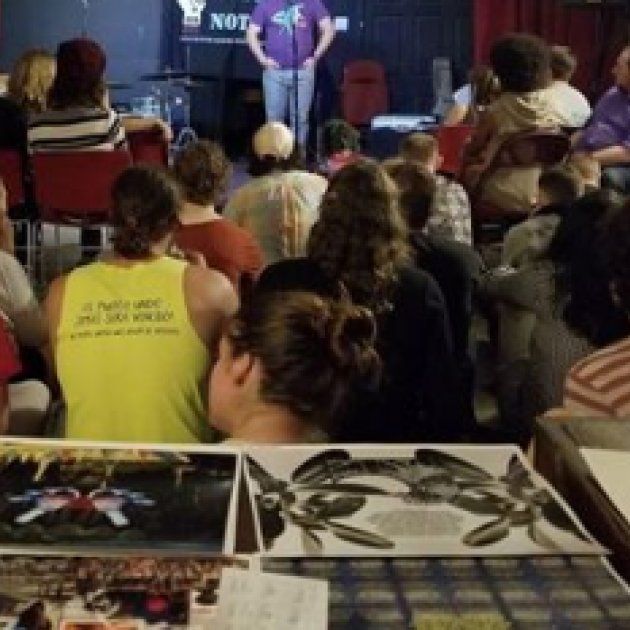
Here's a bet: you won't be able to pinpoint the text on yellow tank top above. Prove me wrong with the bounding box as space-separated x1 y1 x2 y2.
56 257 214 443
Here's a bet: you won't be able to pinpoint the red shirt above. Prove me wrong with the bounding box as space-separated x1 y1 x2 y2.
175 219 264 290
0 321 20 383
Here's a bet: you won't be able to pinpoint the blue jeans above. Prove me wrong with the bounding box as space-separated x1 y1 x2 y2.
262 67 315 147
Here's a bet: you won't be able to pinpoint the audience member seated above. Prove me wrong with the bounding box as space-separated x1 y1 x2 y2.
501 165 584 269
257 160 469 443
28 38 170 152
383 158 482 427
443 64 500 126
0 49 55 218
224 122 327 265
399 132 473 244
573 45 630 195
44 166 238 443
563 204 630 417
173 140 263 292
482 190 629 443
0 179 48 383
463 33 564 213
27 38 171 256
0 316 49 437
1 49 54 153
318 118 362 176
545 45 591 130
209 291 380 444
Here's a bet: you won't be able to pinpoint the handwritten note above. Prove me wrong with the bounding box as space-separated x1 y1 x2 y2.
215 568 328 630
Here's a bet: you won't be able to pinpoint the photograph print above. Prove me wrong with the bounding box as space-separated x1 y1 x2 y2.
0 440 240 555
244 445 602 558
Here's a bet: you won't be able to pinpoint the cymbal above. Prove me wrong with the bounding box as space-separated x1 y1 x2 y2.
141 70 188 81
107 81 132 90
171 78 207 89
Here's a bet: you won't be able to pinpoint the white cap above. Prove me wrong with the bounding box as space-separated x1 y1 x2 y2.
253 122 295 160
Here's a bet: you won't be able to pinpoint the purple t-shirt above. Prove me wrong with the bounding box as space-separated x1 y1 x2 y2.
576 86 630 152
250 0 330 69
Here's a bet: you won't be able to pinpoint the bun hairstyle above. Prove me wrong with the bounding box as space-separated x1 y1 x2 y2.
110 166 181 259
227 291 381 432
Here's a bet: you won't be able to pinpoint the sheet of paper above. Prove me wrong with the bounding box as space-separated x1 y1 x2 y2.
581 448 630 524
215 568 328 630
243 445 602 557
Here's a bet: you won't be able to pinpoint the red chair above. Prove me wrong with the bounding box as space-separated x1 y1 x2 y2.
341 60 389 127
0 149 25 208
126 128 169 166
32 150 132 271
469 128 570 242
434 125 475 176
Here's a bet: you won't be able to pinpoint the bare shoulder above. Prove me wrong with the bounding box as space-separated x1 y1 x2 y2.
185 265 237 310
44 275 68 320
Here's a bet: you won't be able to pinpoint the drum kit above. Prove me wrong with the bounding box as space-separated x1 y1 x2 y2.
108 69 214 150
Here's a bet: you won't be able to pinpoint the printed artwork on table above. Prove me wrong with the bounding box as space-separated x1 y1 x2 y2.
0 441 239 554
0 554 249 629
244 445 603 557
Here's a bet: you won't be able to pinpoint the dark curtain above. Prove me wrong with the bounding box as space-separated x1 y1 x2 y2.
473 0 628 99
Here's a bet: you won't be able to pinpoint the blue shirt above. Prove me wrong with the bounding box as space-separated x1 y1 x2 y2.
576 86 630 152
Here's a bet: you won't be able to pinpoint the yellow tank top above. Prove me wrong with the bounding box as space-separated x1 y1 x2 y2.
56 257 215 443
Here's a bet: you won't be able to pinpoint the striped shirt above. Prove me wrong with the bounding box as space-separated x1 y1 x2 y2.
564 336 630 418
27 107 126 152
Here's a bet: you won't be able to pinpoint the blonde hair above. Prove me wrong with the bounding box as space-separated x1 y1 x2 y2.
399 133 438 166
8 49 55 114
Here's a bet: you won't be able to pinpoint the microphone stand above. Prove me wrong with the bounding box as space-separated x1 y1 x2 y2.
81 0 90 36
288 0 300 149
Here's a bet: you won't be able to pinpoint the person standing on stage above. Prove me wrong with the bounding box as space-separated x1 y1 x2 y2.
246 0 335 150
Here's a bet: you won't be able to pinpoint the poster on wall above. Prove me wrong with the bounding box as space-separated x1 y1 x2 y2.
243 445 603 558
0 440 241 556
177 0 257 44
0 554 250 630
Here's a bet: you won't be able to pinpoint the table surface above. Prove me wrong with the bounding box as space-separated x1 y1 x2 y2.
535 418 630 584
264 556 630 630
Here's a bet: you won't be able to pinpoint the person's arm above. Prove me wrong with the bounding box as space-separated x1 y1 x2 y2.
303 17 335 68
588 145 630 166
246 23 279 69
442 103 468 127
185 264 239 350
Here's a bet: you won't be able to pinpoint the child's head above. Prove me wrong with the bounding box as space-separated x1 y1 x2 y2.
399 133 441 172
550 45 577 82
321 118 361 157
209 291 381 440
382 158 436 231
536 165 584 208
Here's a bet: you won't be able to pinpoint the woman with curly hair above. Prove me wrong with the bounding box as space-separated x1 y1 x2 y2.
45 165 238 443
209 291 381 443
462 33 564 212
563 205 630 417
257 159 470 443
173 140 263 292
